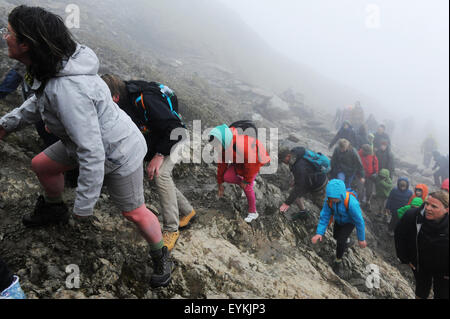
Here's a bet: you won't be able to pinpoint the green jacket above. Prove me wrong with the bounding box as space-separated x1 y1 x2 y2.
376 169 393 199
397 197 424 219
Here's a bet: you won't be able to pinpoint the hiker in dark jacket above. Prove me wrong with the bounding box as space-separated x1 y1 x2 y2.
0 257 25 299
386 177 413 235
279 147 328 219
432 151 450 187
373 124 391 151
355 124 370 151
330 138 365 188
395 191 449 299
375 140 395 179
329 121 357 150
365 114 379 134
102 74 196 252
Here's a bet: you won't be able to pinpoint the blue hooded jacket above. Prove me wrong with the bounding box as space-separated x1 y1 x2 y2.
316 179 366 241
386 177 413 213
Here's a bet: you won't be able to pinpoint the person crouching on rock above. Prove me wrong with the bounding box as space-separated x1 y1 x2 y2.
0 5 172 288
395 191 449 299
101 74 196 253
279 147 328 220
311 179 367 276
209 124 270 223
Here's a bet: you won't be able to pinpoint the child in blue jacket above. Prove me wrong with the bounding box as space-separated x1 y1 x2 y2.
312 179 367 275
386 177 413 235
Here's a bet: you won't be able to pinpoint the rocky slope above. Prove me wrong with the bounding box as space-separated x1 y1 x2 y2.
0 0 438 300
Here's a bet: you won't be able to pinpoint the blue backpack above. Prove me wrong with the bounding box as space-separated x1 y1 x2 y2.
303 150 331 174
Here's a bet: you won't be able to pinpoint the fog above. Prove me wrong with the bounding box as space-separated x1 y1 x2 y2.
220 0 449 154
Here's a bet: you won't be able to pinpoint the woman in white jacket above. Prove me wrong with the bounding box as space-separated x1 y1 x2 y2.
0 5 172 288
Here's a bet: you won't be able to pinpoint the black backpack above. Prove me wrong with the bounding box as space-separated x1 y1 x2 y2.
125 80 186 133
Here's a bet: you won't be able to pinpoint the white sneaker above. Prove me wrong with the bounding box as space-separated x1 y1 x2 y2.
244 212 259 223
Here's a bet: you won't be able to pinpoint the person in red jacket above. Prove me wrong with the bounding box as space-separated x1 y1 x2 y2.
442 178 449 193
358 144 379 211
209 124 270 223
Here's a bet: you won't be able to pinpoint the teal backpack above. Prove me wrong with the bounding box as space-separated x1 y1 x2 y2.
303 150 331 174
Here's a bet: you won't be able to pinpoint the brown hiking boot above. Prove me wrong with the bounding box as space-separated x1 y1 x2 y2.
179 209 196 228
162 231 180 252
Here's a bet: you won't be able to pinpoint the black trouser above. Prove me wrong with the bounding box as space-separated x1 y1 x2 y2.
413 270 449 299
0 257 13 292
35 120 59 149
333 222 355 259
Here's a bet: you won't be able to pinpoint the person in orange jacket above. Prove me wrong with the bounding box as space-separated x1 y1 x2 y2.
407 184 429 205
209 124 270 223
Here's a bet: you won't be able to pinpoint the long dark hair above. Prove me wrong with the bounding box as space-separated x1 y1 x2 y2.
8 5 77 83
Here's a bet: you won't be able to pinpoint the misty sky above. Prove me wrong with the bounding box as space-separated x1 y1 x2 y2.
219 0 449 151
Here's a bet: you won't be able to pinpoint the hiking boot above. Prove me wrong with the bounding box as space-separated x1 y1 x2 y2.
22 196 69 228
162 230 180 252
149 247 173 288
332 260 345 277
179 209 196 229
244 212 259 223
291 210 308 221
0 276 26 299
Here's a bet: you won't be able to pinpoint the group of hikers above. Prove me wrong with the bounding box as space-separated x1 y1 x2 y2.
0 5 447 300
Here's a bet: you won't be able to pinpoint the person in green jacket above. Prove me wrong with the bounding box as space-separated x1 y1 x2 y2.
397 197 424 220
376 169 393 199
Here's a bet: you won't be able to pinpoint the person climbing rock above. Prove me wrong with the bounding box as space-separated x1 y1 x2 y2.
279 147 328 220
395 191 449 299
329 138 365 189
101 74 196 252
0 257 25 299
375 140 395 179
432 151 449 187
421 135 438 168
375 169 393 222
373 124 391 152
0 5 172 288
385 177 413 236
358 144 379 211
311 179 367 277
355 124 370 151
329 121 357 150
209 123 270 223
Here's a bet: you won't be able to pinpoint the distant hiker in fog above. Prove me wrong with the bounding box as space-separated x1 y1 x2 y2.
102 74 195 253
333 108 343 131
330 138 365 189
358 144 379 212
350 101 365 128
0 5 172 288
373 124 391 151
421 135 438 168
432 151 449 187
355 124 370 151
209 122 270 223
329 121 357 150
375 140 395 179
312 179 367 277
279 147 329 220
385 177 413 236
395 191 449 299
0 257 25 299
365 114 379 134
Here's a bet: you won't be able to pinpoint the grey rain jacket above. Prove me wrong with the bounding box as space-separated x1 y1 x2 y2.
0 45 147 216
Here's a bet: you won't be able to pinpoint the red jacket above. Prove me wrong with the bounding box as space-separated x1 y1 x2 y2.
358 150 379 177
217 127 270 184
